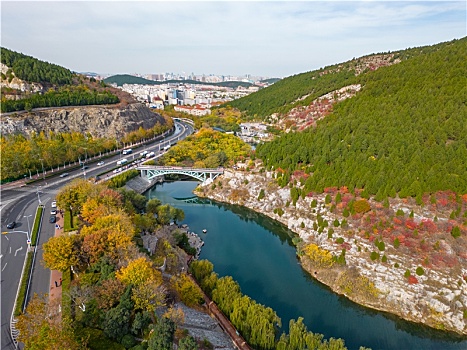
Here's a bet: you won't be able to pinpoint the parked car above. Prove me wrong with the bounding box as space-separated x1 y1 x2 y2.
97 161 105 166
51 201 57 208
59 173 69 178
6 221 16 229
49 216 56 223
51 209 57 215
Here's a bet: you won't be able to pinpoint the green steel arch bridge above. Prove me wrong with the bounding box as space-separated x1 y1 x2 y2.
138 165 224 184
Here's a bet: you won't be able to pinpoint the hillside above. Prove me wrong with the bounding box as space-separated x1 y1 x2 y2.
253 38 467 200
0 47 120 112
225 39 464 119
104 74 253 89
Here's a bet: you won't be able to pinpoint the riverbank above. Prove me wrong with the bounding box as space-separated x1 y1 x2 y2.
195 163 467 336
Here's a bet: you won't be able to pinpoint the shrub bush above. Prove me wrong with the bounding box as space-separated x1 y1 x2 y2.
416 266 425 276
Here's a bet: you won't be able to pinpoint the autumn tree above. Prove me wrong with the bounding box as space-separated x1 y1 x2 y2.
171 273 204 307
42 233 80 271
116 257 162 287
16 294 84 350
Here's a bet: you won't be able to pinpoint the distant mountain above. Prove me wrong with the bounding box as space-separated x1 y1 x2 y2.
254 37 467 199
260 78 281 84
104 74 253 89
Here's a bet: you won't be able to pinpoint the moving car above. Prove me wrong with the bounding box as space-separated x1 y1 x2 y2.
97 161 105 166
51 201 57 208
59 172 69 178
6 221 16 229
51 209 57 215
49 216 56 223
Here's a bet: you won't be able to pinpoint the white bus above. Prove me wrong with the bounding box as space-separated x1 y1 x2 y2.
116 158 128 166
122 148 132 155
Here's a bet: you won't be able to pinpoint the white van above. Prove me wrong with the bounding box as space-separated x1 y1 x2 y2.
122 149 132 155
116 158 128 166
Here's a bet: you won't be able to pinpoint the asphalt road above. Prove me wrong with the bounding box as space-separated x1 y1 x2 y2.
0 120 193 349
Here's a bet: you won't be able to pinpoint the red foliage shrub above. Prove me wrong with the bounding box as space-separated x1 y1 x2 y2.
437 198 449 207
393 217 403 225
405 219 417 230
306 192 314 198
420 219 437 233
408 275 418 284
324 187 338 194
341 242 352 250
339 186 349 194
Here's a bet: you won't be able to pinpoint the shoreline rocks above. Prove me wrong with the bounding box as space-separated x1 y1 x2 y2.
195 166 467 336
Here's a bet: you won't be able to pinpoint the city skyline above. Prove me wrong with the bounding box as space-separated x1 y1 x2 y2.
1 1 465 78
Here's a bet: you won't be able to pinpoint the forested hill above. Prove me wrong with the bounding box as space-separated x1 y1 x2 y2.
255 37 467 200
1 47 120 113
104 74 253 88
226 38 465 118
1 47 73 85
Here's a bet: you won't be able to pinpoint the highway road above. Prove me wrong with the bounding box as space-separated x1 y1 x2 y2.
0 119 193 349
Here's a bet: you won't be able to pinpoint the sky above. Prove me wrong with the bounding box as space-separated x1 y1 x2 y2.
1 1 465 78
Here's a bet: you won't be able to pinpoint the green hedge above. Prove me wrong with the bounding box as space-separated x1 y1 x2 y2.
31 206 43 246
14 251 33 316
106 169 139 188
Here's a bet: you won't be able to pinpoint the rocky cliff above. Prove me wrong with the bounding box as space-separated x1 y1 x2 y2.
0 103 166 139
196 162 467 336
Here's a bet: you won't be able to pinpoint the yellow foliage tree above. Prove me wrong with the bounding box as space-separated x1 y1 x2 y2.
131 280 166 313
303 244 335 269
116 257 162 287
16 293 84 350
171 273 204 307
43 233 79 272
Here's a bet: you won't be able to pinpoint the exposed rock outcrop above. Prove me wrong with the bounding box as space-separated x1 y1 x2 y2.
0 103 166 139
196 163 467 336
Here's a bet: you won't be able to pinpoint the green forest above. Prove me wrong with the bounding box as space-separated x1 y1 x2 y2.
1 85 119 113
225 39 465 119
1 47 73 85
255 38 467 200
1 47 120 112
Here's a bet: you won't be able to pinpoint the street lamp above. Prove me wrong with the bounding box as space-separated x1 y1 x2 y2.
39 158 45 184
24 214 32 244
36 186 42 205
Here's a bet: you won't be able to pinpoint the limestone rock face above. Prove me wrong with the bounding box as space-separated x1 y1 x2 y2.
1 103 166 139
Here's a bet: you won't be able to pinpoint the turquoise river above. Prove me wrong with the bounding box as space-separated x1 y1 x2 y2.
146 181 467 350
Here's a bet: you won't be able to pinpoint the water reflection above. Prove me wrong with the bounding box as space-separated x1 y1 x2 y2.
146 181 467 350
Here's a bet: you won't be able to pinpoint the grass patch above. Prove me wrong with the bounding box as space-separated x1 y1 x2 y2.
63 210 78 232
31 206 43 246
14 251 33 316
78 328 125 350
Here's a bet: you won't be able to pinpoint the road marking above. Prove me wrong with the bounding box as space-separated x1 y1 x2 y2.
2 262 7 271
14 246 23 256
2 231 8 234
9 247 11 253
5 236 9 241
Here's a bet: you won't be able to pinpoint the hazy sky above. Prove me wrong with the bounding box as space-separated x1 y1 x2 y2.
1 1 465 78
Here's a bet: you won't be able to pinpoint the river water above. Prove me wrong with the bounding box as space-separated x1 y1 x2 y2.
146 181 467 350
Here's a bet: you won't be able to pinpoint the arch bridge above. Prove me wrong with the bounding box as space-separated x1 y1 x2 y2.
138 165 224 184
